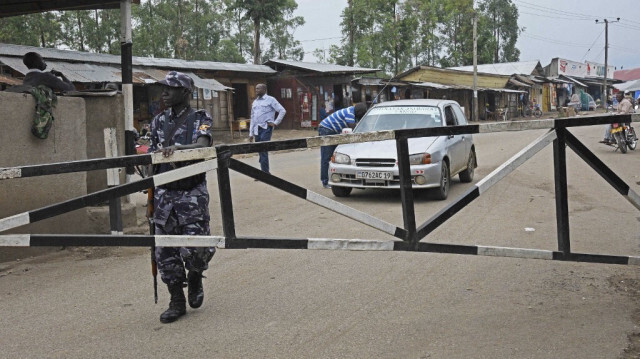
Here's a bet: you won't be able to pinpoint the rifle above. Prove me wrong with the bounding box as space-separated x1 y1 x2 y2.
147 186 158 304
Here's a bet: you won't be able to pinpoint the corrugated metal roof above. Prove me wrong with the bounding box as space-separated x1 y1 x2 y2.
1 56 232 90
412 81 525 93
448 61 542 76
614 67 640 81
183 72 232 91
265 59 378 74
509 78 531 88
0 43 276 73
0 56 125 82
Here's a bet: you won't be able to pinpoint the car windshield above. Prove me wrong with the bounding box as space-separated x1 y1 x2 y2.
354 106 443 133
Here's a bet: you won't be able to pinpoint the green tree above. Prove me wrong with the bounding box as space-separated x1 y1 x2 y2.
478 0 521 63
231 0 300 64
262 5 304 61
403 0 442 67
437 0 475 67
0 13 62 48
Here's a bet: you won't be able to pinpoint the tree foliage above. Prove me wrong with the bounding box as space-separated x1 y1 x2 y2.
0 0 305 64
328 0 522 75
0 0 521 72
229 0 303 64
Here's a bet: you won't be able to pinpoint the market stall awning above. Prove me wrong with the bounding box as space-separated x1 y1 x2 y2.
412 82 525 93
560 75 587 88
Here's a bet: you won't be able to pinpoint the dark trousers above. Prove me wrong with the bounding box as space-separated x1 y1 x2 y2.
319 126 338 185
256 126 273 173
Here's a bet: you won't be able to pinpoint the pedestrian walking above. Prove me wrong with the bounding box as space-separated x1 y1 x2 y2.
148 71 216 324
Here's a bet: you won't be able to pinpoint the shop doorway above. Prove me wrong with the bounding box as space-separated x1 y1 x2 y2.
232 83 249 120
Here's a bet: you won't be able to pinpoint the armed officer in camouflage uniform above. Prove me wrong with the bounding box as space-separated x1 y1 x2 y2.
149 71 215 324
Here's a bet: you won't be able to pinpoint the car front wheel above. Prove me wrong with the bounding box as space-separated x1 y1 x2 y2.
430 161 450 200
331 186 352 197
459 151 475 183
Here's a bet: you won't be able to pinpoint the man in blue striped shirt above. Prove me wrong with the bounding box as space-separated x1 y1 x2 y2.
318 103 367 188
249 83 286 174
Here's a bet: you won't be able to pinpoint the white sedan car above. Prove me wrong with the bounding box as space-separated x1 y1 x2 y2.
328 99 476 199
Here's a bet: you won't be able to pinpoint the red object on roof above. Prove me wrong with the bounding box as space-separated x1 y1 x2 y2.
614 67 640 81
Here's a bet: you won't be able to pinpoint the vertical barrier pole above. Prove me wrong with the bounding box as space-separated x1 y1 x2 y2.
120 0 135 204
553 126 571 254
104 128 123 235
216 146 237 242
396 136 417 244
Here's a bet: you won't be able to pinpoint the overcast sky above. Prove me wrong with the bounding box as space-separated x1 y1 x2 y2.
292 0 640 71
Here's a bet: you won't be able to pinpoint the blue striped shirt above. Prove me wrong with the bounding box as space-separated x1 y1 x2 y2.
319 106 355 134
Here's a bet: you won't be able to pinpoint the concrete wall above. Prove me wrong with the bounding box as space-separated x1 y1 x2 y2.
0 92 137 262
0 92 91 260
84 94 125 194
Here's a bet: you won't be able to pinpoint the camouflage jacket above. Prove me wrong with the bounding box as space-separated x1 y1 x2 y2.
149 107 213 226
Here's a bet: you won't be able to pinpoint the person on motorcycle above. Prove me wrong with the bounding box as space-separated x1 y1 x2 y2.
601 92 633 145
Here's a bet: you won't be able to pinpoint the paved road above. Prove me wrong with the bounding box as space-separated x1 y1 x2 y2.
1 124 639 358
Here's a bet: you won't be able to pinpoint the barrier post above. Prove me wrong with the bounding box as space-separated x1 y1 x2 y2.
215 146 238 245
104 128 123 235
396 135 417 244
553 126 571 254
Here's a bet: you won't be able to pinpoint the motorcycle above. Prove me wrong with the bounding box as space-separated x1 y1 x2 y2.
610 122 638 154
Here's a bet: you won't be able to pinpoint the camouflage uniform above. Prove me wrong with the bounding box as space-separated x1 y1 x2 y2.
149 105 215 287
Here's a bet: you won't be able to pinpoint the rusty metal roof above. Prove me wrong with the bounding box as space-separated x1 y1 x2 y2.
0 43 276 74
265 59 378 74
0 56 233 90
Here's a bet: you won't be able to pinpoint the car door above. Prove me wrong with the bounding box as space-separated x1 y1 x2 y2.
443 105 466 173
451 103 472 159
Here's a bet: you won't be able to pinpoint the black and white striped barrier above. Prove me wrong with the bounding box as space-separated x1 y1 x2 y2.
1 234 637 266
2 114 637 181
0 147 217 180
223 113 639 156
0 159 218 233
563 129 640 211
227 158 407 239
417 130 558 239
2 114 639 266
0 234 224 247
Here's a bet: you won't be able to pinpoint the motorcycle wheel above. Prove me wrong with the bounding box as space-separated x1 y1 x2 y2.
616 132 628 153
628 128 638 150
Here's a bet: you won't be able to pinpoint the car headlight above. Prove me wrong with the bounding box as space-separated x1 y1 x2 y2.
331 152 351 164
409 153 432 165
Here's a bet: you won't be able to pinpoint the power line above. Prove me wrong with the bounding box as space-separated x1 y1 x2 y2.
520 33 591 47
588 47 605 64
519 10 594 21
580 28 605 61
514 0 598 20
613 23 640 32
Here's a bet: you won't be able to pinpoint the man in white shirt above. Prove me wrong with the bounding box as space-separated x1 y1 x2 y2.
249 83 286 174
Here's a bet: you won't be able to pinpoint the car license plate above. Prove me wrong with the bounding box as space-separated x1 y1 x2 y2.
356 170 392 180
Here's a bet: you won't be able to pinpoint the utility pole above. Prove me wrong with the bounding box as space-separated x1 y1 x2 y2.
473 11 478 122
596 17 619 111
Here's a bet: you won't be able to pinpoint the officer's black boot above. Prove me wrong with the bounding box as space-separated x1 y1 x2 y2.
187 270 204 308
160 283 186 324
